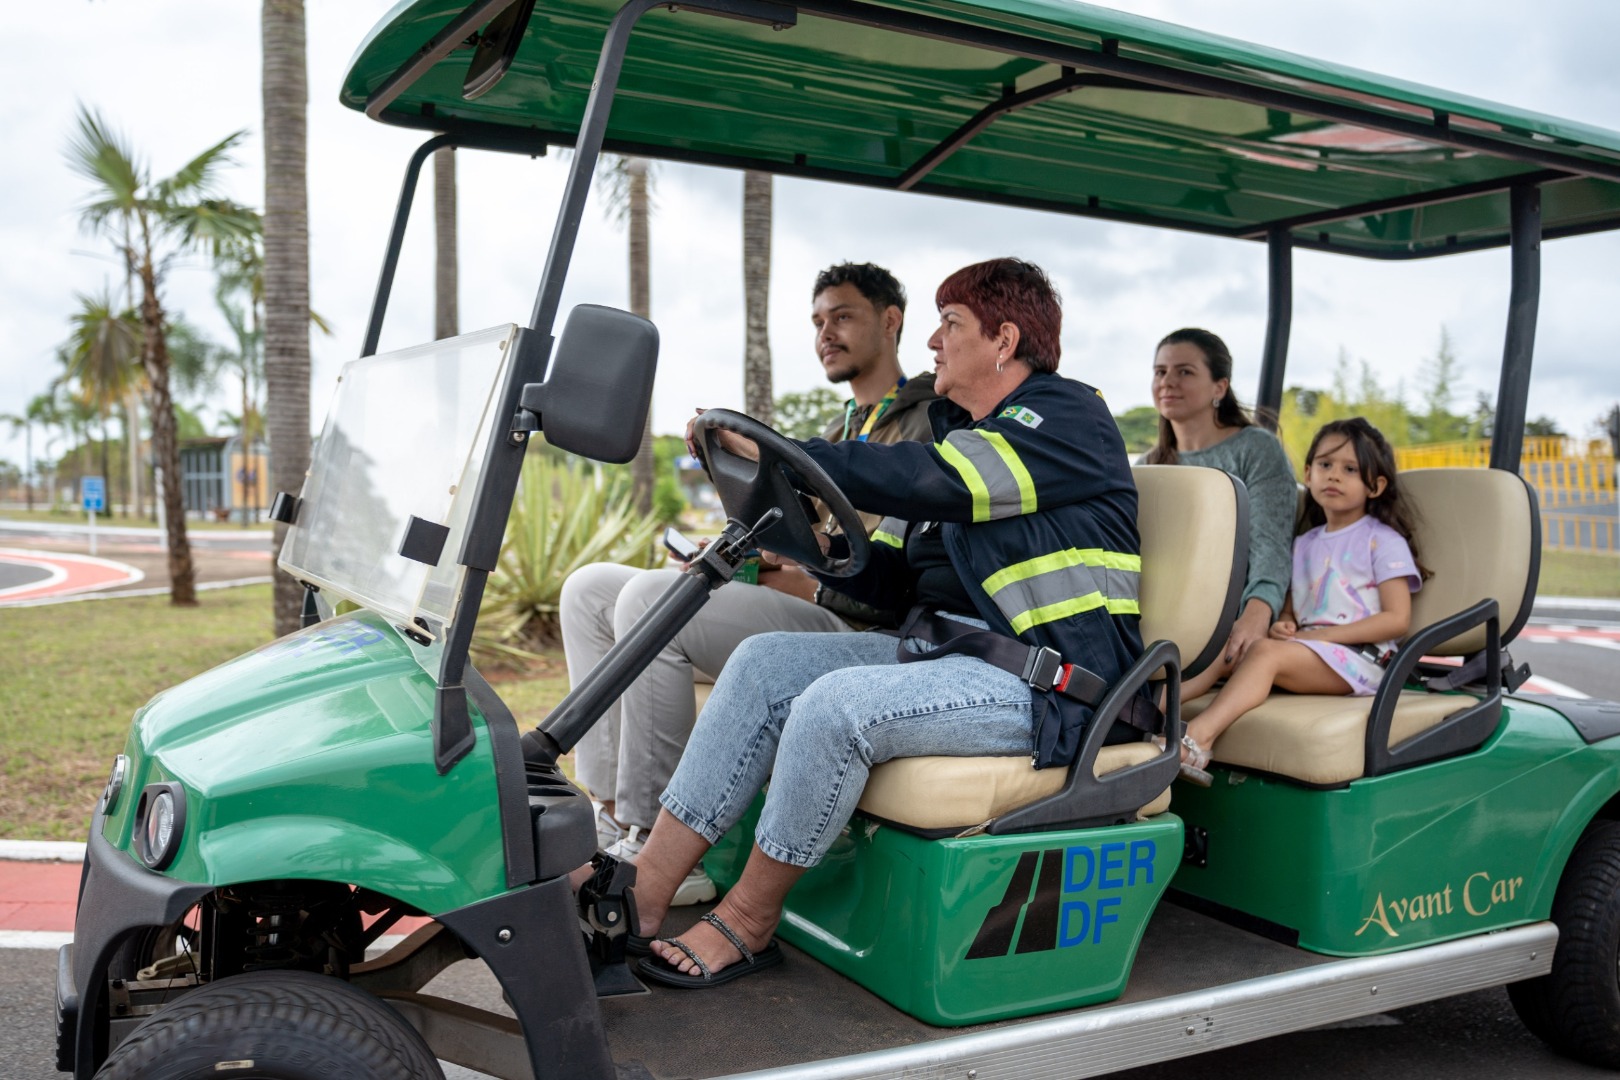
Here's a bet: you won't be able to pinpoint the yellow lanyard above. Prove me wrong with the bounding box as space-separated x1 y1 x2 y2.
839 378 906 443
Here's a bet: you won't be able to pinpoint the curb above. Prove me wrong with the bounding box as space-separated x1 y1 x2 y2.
1535 596 1620 612
0 840 86 862
0 576 273 609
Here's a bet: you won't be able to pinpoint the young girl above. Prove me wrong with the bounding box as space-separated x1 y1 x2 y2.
1168 417 1428 785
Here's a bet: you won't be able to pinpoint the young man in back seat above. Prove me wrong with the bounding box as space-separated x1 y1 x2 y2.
560 262 937 904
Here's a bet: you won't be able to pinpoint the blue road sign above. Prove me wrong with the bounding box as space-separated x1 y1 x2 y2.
81 475 106 513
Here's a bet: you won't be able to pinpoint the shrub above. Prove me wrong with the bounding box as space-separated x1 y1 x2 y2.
476 453 664 663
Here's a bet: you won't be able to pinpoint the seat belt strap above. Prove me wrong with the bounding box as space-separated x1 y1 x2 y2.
891 608 1160 733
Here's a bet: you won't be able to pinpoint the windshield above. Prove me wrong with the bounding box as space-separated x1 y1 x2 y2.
279 325 517 639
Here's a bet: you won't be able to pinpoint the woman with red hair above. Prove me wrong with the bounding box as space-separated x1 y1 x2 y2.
631 258 1146 988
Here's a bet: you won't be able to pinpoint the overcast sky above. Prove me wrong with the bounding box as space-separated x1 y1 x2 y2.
2 0 1617 475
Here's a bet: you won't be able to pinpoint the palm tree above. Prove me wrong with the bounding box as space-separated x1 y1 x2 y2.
62 289 142 514
66 107 258 604
262 0 313 635
742 171 774 423
598 156 656 515
2 390 68 513
435 147 458 340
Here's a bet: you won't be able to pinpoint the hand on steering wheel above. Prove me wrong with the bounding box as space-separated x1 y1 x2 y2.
689 409 869 578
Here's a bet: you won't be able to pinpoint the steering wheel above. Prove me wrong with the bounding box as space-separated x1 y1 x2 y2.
691 410 870 579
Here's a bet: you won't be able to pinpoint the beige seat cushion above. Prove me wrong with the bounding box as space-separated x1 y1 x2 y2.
856 743 1171 831
1133 464 1241 675
1399 468 1534 656
1185 690 1474 786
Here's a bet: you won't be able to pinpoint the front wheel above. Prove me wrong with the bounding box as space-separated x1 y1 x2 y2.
1508 819 1620 1067
96 969 443 1080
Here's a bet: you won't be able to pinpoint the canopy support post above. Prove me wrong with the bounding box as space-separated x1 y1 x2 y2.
1256 225 1292 430
1490 183 1541 473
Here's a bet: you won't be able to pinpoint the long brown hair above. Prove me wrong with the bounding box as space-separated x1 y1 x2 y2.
1301 417 1431 580
1146 328 1252 465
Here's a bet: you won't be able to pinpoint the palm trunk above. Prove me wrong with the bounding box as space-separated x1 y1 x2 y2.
627 159 655 517
123 391 140 519
23 425 34 512
742 171 774 424
263 0 312 636
137 254 196 605
434 147 458 340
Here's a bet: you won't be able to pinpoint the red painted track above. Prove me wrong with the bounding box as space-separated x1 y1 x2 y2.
0 548 144 604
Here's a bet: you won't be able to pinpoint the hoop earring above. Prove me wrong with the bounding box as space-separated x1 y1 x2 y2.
996 352 1006 373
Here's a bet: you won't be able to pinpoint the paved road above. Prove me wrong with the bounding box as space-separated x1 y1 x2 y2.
0 518 271 552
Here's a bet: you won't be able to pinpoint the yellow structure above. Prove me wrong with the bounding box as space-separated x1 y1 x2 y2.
1395 439 1616 552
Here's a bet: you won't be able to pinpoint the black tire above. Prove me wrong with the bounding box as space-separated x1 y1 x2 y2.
1508 819 1620 1067
95 969 444 1080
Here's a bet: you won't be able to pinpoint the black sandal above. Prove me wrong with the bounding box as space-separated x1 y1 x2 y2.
636 911 783 989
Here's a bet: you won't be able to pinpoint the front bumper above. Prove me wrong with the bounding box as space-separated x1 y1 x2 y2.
55 810 210 1078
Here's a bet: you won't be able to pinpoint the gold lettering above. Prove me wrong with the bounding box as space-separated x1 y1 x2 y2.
1356 893 1400 938
1464 871 1491 916
1443 884 1453 914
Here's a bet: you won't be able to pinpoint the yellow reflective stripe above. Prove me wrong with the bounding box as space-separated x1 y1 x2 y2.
873 530 903 548
981 430 1037 515
1105 597 1141 615
981 548 1140 595
1009 592 1108 635
937 440 991 522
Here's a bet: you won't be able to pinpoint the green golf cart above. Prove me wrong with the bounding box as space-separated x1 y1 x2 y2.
55 1 1620 1077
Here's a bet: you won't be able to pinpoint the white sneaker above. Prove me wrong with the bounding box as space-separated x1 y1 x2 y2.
593 802 625 851
606 827 719 906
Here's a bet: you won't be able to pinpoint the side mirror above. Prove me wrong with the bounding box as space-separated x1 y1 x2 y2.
521 304 658 464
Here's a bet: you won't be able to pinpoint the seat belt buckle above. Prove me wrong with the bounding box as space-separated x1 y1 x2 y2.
1023 646 1065 692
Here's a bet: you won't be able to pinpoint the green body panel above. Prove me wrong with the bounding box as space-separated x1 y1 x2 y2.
707 800 1182 1025
1172 700 1620 956
100 612 508 913
340 0 1620 256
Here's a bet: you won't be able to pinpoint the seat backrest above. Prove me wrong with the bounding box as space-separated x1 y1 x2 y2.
1399 467 1539 655
1132 465 1247 679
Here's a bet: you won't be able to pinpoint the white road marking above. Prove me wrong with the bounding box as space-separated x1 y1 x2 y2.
1521 676 1591 699
1572 636 1620 652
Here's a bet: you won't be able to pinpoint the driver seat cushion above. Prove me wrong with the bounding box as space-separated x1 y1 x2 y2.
857 743 1170 830
852 465 1245 831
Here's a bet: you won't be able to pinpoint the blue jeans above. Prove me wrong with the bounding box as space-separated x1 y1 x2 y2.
659 626 1035 868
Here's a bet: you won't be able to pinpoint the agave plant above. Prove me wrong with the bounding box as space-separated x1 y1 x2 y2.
476 454 664 663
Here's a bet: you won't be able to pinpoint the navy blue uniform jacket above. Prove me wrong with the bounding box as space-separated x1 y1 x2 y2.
801 370 1143 769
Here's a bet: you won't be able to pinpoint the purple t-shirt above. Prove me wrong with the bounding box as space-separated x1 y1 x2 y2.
1291 516 1422 657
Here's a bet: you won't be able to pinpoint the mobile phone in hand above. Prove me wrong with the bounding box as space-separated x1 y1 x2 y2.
663 527 702 561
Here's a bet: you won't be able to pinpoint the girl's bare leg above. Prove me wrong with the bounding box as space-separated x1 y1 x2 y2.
1180 654 1232 703
648 844 805 976
1186 640 1350 750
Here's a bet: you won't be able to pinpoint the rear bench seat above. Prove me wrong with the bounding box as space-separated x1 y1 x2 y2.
853 464 1249 833
1185 466 1538 786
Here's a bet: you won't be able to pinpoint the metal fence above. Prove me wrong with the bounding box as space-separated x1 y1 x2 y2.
1395 439 1616 553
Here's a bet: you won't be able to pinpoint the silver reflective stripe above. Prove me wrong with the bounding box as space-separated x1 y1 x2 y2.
871 516 908 549
939 429 1035 521
981 549 1142 634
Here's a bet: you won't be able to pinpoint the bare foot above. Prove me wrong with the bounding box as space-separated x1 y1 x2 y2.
649 897 776 978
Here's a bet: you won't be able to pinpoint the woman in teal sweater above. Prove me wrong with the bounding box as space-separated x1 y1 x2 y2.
1148 328 1297 669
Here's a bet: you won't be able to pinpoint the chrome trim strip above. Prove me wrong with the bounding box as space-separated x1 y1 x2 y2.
721 923 1556 1079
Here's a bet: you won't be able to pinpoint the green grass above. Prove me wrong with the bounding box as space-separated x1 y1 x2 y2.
1540 549 1620 599
0 586 571 840
0 507 273 531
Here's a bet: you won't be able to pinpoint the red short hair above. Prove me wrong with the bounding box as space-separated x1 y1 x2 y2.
935 258 1062 372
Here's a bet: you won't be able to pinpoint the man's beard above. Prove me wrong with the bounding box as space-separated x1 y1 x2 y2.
822 352 863 384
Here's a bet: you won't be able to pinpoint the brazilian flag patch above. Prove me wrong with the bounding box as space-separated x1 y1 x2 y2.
998 405 1044 429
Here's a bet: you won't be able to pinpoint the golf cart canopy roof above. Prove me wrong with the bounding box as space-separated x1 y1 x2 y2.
342 0 1620 259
